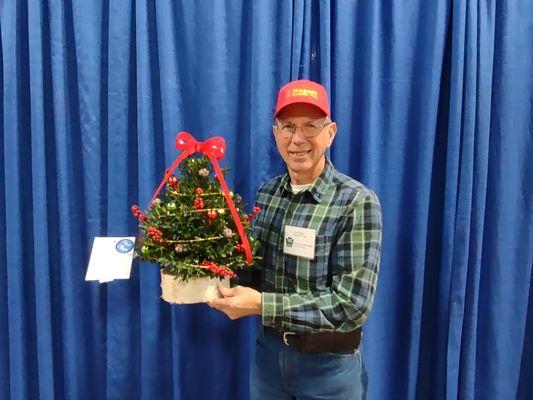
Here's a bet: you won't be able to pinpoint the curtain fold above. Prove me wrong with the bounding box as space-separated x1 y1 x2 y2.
1 1 531 399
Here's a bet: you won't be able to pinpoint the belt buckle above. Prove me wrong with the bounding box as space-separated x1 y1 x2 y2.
282 331 296 346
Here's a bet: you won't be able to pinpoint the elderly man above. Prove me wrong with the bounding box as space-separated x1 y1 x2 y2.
210 79 382 399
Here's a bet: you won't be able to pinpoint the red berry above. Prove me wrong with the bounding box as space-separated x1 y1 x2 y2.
194 198 204 210
234 244 245 253
196 188 203 195
147 226 163 241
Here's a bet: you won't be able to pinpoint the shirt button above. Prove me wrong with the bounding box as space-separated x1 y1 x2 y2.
286 207 294 218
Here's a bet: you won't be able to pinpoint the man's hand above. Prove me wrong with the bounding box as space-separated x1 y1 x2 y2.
208 285 262 320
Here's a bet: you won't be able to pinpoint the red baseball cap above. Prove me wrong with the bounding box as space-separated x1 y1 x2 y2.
274 79 330 118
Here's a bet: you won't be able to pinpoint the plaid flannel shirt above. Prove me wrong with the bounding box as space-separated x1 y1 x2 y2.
253 159 382 333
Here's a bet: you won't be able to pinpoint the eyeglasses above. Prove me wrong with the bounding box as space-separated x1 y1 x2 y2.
274 118 331 139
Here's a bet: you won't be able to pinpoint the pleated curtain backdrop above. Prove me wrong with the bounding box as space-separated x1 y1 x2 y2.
1 1 532 399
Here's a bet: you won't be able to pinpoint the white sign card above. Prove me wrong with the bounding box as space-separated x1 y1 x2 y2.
85 237 135 283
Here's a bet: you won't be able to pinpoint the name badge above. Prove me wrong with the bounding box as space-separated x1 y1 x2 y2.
283 226 316 259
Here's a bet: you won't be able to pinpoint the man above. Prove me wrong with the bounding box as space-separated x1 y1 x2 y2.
209 79 382 399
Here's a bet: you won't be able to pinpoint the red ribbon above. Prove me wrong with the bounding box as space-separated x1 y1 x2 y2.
148 131 253 264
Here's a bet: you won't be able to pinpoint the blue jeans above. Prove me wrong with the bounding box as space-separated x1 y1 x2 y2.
250 330 368 400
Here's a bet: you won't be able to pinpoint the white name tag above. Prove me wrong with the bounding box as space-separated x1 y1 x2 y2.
283 226 316 260
85 236 135 283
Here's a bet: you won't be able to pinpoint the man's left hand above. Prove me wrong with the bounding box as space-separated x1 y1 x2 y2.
208 285 262 319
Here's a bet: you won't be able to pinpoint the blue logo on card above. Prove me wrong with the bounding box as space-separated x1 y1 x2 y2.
115 239 134 254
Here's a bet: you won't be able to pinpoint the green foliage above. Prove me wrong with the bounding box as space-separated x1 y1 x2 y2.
133 155 260 281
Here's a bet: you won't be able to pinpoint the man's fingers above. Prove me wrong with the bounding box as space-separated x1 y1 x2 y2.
209 297 231 308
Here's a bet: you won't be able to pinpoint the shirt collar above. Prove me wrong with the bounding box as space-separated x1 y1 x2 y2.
279 158 334 203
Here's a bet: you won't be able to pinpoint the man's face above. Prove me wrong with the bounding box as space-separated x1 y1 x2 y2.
273 103 337 183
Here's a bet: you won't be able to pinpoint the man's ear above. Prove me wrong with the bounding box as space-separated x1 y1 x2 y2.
327 122 337 147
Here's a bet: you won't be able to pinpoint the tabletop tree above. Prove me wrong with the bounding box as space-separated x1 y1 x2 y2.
131 134 259 303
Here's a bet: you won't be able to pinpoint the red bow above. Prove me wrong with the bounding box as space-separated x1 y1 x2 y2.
175 131 226 160
148 131 253 265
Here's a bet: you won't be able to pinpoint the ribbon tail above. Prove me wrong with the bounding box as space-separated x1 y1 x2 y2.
207 153 253 265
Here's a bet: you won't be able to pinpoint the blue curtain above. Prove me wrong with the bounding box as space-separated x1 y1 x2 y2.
1 1 531 399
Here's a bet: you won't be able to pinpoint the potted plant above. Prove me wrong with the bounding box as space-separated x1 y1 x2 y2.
131 133 259 303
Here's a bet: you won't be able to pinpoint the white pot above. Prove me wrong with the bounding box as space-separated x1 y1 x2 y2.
160 270 229 304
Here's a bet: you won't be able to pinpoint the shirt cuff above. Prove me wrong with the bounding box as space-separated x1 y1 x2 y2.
261 292 284 329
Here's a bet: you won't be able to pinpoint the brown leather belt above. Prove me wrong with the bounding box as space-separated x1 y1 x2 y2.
263 326 362 354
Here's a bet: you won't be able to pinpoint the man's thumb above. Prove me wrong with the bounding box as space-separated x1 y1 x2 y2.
218 284 235 297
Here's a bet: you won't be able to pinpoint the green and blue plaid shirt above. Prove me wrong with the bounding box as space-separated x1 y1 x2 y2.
253 159 382 333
